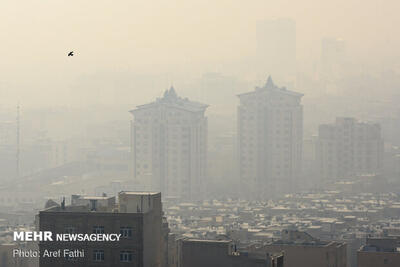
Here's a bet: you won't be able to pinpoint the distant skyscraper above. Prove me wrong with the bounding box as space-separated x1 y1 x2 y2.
237 76 303 198
256 19 296 80
317 117 384 181
321 38 346 79
130 87 208 200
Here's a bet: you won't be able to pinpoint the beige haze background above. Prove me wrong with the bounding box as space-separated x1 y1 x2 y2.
0 0 399 106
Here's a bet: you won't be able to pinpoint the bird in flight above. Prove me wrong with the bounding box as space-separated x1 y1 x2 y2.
68 51 74 57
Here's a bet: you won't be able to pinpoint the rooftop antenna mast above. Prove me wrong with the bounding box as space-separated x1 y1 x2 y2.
16 103 20 179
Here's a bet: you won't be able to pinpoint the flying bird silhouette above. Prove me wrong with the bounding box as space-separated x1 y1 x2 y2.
68 51 74 56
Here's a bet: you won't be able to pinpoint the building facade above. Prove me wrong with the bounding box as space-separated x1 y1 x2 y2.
130 87 208 200
237 76 303 198
38 192 164 267
317 117 384 182
321 37 346 80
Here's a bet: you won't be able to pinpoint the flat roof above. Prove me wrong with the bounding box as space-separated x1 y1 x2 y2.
79 196 113 200
120 191 160 195
184 239 231 243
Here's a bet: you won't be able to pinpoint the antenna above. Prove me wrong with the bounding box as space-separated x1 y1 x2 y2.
16 103 20 179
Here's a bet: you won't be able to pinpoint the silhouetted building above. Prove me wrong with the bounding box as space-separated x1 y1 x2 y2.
130 87 208 200
317 117 384 181
39 192 164 267
321 38 346 79
357 238 400 267
237 77 303 198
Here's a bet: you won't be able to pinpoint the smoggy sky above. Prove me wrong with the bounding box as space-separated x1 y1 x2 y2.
1 0 400 106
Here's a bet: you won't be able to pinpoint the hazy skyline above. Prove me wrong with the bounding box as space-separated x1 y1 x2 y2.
1 0 400 107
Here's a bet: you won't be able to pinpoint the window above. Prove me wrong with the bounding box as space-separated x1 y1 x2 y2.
93 250 104 261
65 226 76 234
93 226 105 234
120 227 133 238
120 251 133 262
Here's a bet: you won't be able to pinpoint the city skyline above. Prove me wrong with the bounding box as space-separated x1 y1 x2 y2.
1 1 400 266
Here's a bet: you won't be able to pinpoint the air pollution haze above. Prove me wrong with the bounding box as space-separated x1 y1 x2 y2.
0 0 400 107
1 1 400 267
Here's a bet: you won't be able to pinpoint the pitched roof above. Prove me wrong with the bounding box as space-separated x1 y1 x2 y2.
238 76 303 98
131 87 208 113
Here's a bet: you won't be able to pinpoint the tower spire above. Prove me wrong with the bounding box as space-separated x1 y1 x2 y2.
265 75 275 88
168 85 177 98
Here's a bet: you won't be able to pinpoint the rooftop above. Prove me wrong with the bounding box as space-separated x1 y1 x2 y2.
120 191 160 195
237 76 303 98
41 191 161 214
131 87 208 113
183 239 232 244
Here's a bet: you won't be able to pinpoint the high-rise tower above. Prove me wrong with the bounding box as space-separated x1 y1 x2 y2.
130 87 208 200
317 117 383 181
237 77 303 198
